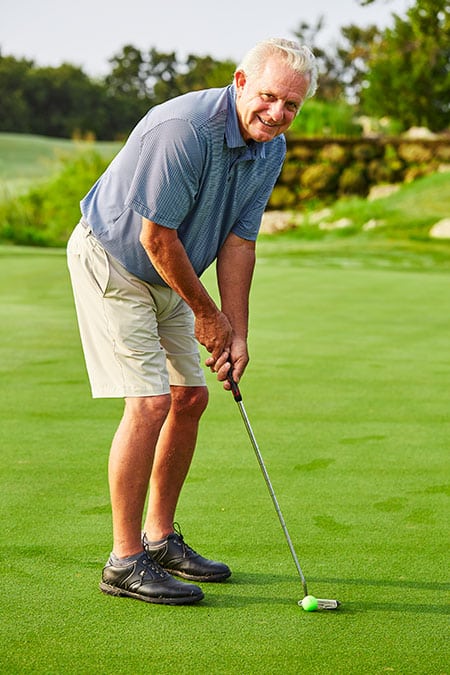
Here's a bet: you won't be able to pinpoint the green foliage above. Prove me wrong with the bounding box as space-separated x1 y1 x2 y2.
0 150 112 246
362 0 450 131
268 184 298 208
338 163 369 195
300 163 340 195
282 170 450 253
0 133 121 195
0 55 32 132
0 49 236 140
289 99 362 137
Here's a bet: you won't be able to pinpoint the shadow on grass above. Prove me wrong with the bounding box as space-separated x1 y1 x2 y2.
197 572 450 615
309 576 449 592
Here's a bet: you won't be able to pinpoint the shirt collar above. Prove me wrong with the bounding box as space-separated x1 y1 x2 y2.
225 85 266 159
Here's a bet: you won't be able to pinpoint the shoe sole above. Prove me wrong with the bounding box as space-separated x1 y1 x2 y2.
99 582 204 605
164 568 232 583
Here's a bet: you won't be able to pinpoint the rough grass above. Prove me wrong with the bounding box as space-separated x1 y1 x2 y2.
0 132 121 196
0 246 448 674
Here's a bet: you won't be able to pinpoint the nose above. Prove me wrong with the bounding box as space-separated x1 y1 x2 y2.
268 100 285 122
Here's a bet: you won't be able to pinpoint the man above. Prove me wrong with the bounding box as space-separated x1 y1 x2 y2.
67 38 317 606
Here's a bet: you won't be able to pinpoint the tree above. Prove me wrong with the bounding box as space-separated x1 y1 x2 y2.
293 18 346 101
175 55 236 94
336 24 382 103
106 45 151 99
0 54 33 131
24 64 104 138
361 0 450 131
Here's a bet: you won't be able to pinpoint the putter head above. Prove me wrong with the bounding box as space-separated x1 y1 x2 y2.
298 598 340 610
317 598 340 610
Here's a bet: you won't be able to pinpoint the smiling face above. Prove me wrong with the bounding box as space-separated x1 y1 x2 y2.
234 56 311 143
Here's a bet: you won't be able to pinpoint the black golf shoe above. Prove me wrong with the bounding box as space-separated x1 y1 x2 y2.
99 551 204 605
143 525 231 582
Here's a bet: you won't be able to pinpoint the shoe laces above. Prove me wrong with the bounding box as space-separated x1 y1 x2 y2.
140 554 167 579
173 522 198 558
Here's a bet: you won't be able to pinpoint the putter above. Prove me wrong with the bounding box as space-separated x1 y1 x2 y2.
228 375 340 610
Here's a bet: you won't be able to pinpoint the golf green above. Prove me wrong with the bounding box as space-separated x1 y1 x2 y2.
0 246 448 674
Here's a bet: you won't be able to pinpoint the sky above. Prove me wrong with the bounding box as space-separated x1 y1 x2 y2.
1 0 413 76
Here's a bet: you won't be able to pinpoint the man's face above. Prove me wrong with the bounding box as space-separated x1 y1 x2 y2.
234 56 310 143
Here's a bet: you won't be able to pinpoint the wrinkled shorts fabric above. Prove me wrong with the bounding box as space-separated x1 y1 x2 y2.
67 220 205 398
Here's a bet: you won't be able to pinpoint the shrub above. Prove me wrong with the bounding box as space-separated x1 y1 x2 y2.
288 145 315 162
268 185 297 209
0 150 112 246
339 164 369 196
278 162 302 185
352 143 382 162
436 144 450 162
368 159 403 184
398 143 433 164
319 143 350 165
300 163 340 195
289 100 362 137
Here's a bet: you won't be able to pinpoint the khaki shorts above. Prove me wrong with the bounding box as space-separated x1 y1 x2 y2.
67 221 206 398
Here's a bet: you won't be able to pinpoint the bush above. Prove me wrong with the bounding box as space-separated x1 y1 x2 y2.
398 143 433 164
339 164 369 196
268 184 297 209
319 143 350 165
352 143 382 162
289 100 362 137
278 161 302 185
300 163 340 196
0 150 112 246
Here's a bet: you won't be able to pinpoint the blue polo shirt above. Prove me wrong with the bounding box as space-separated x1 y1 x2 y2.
81 85 286 285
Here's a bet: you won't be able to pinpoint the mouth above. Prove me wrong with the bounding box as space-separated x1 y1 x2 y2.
256 115 280 129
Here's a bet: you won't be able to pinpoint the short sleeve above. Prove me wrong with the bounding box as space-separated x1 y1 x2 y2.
125 118 205 228
232 154 285 240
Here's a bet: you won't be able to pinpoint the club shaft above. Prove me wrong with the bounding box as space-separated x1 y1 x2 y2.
235 399 309 597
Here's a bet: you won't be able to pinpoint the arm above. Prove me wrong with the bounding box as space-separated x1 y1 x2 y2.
211 232 256 387
139 217 232 362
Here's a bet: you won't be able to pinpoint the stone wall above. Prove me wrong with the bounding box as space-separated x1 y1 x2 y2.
269 135 450 210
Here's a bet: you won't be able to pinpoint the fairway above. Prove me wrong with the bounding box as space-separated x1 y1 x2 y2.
0 245 449 674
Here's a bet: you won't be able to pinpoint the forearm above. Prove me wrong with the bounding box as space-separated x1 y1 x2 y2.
140 218 216 317
140 217 232 360
216 233 255 341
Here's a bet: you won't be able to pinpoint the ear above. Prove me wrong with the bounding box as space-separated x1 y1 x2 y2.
234 70 247 91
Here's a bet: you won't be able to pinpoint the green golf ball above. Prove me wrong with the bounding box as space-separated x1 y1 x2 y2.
301 595 319 612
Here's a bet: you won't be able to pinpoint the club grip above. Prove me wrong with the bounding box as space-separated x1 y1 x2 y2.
228 373 242 402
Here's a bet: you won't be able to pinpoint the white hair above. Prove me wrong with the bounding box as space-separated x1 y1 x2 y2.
236 38 318 99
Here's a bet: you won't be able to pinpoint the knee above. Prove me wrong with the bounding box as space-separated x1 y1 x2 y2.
125 394 172 425
170 386 209 419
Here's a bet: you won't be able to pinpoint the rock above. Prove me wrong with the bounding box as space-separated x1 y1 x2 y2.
402 127 437 139
309 208 332 224
260 210 300 234
319 218 353 231
429 218 450 239
368 184 400 201
363 219 384 231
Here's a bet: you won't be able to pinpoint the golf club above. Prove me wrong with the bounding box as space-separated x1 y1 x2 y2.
228 374 340 611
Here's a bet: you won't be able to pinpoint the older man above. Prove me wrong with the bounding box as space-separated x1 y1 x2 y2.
67 37 317 605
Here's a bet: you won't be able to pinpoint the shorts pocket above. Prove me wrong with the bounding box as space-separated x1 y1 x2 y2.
86 234 111 296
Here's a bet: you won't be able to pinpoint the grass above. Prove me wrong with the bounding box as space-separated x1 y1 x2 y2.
0 133 121 196
0 244 449 673
261 171 450 272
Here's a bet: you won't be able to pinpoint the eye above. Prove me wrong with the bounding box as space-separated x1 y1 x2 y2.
261 93 275 102
286 102 299 113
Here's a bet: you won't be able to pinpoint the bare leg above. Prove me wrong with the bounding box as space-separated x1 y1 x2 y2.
108 394 171 558
143 385 208 541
